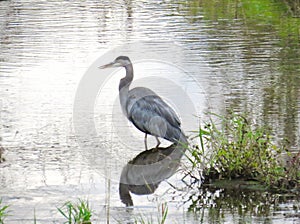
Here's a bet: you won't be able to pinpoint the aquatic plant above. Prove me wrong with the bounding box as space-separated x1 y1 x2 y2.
187 113 300 191
57 199 92 224
0 199 10 224
133 203 168 224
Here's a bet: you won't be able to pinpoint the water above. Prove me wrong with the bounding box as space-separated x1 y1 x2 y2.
0 0 299 223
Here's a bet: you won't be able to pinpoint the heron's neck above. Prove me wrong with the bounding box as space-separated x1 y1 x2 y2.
119 64 133 116
119 64 133 92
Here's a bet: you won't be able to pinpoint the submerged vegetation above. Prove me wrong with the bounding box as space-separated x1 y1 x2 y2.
185 182 300 222
187 113 300 191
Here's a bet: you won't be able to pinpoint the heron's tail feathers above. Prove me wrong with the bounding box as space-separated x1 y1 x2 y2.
165 126 188 148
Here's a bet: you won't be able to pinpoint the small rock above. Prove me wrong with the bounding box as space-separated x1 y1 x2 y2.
0 145 5 163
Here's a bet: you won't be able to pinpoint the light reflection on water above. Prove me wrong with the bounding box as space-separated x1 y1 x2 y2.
0 0 299 223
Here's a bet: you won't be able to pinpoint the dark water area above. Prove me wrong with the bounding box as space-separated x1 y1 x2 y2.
0 0 299 223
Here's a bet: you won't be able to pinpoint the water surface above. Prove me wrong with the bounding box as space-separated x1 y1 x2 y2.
0 0 299 223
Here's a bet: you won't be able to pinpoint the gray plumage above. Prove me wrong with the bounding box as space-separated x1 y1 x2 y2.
99 56 185 148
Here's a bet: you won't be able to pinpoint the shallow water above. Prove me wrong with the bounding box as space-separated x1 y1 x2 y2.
0 0 299 223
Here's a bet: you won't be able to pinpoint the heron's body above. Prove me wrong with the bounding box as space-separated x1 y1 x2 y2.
125 87 182 143
100 56 185 148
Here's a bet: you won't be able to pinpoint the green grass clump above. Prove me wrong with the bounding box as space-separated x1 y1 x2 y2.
57 199 92 224
188 113 300 190
134 203 168 224
0 199 10 224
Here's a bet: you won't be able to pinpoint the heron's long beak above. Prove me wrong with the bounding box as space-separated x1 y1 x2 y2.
98 62 115 69
99 61 123 69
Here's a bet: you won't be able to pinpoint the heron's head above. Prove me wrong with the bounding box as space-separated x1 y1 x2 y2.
99 56 131 69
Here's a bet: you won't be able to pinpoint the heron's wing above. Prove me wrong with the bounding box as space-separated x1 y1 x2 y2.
126 89 181 131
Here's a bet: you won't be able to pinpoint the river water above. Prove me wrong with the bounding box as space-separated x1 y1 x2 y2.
0 0 299 223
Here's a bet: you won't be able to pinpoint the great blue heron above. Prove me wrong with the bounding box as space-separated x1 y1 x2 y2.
99 56 185 149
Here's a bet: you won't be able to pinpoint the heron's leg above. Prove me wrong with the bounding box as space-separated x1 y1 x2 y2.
155 137 161 148
144 134 148 150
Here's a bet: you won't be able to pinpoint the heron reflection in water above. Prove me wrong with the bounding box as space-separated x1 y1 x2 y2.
119 143 186 206
99 56 186 149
